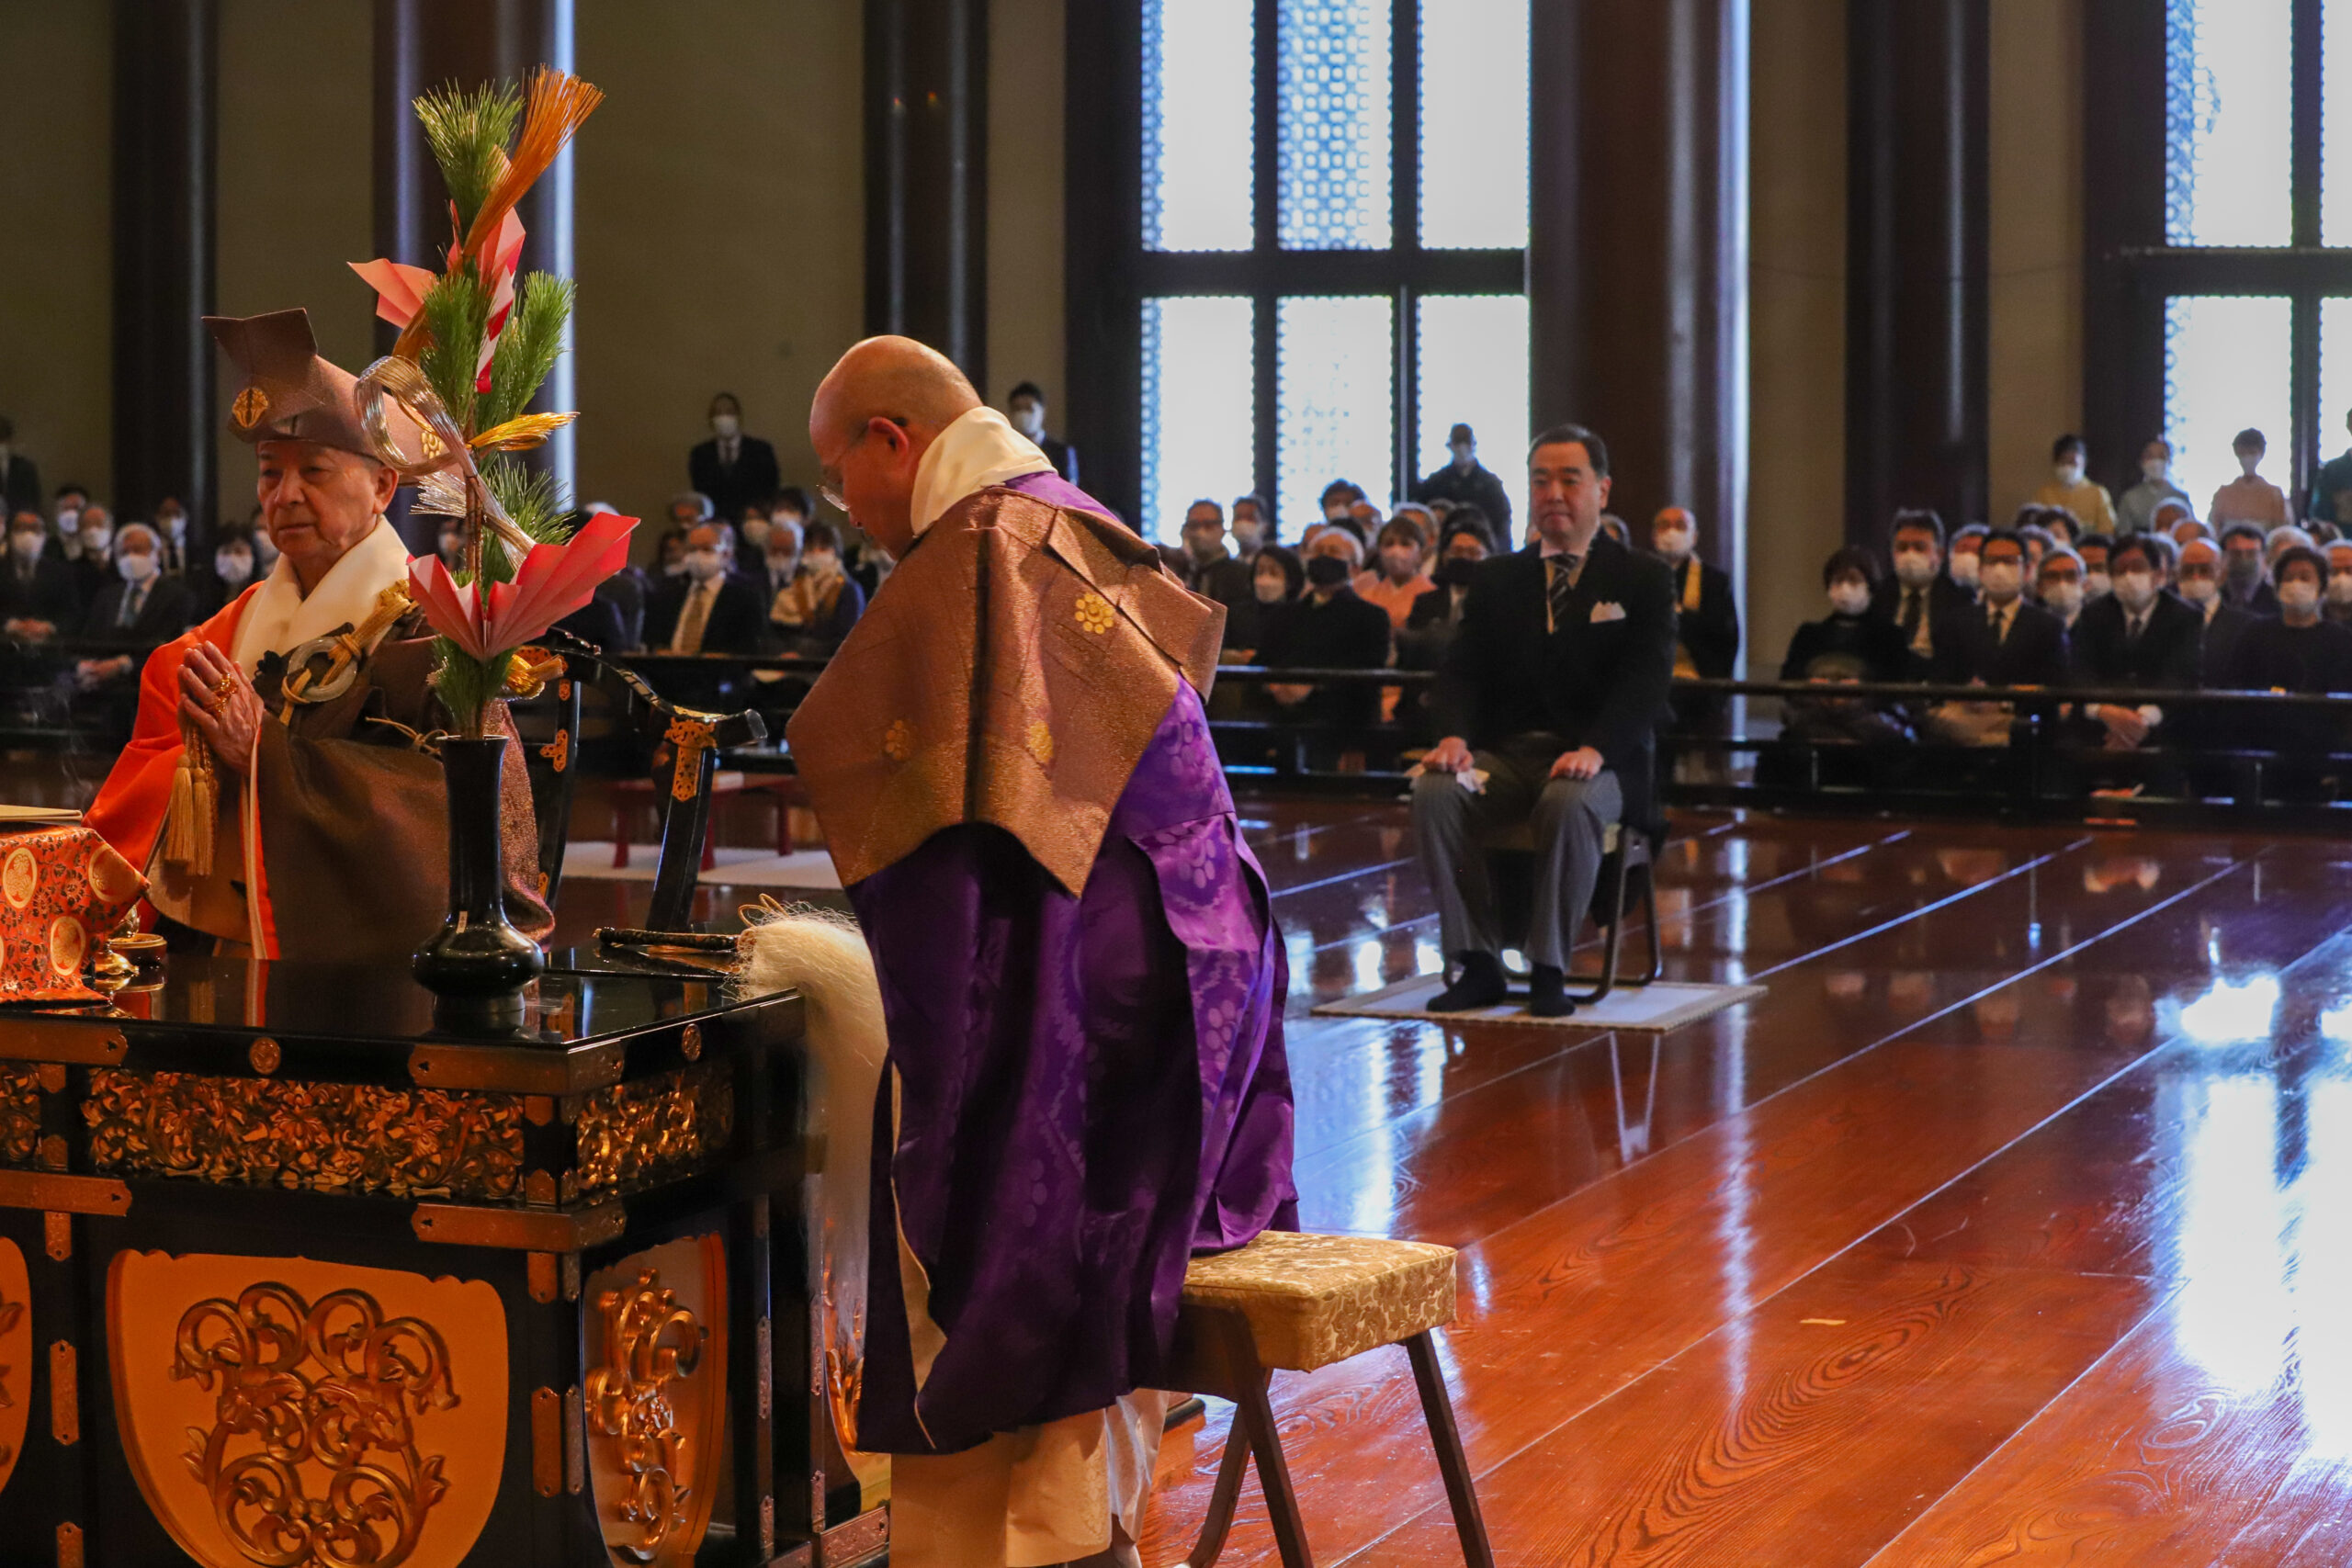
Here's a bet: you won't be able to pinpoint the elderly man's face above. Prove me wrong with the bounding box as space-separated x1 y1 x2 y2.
2179 542 2220 589
255 441 395 585
1527 441 1610 553
1182 507 1226 561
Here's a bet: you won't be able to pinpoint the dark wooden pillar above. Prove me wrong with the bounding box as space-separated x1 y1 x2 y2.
112 0 218 537
865 0 989 385
1845 0 1989 544
1529 0 1748 577
374 0 576 500
2080 1 2166 502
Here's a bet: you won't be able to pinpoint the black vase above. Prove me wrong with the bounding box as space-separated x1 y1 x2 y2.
413 733 545 1031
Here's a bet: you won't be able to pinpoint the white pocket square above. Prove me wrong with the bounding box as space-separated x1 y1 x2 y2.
1589 602 1627 623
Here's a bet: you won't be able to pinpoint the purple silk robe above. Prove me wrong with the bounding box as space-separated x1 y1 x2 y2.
848 475 1295 1456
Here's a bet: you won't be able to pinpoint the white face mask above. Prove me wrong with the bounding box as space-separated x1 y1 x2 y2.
1827 582 1871 617
55 508 78 536
1893 548 1938 588
1231 519 1264 553
803 549 840 577
1653 529 1693 560
1324 504 1352 524
1253 575 1288 604
215 549 254 583
81 526 111 557
2041 581 2084 617
2142 457 2170 483
1950 552 1982 588
2179 575 2218 607
116 550 157 584
8 532 41 562
742 518 773 549
2328 573 2352 605
1979 559 2022 600
766 553 799 581
1011 403 1046 440
684 548 725 581
1380 546 1419 580
2114 570 2158 612
711 413 741 439
2054 461 2085 487
2085 570 2112 599
438 536 465 566
662 558 689 578
2280 580 2321 615
2239 454 2263 478
157 512 186 540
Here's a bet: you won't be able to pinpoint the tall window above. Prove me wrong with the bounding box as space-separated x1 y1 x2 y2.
2158 0 2352 511
1133 0 1530 541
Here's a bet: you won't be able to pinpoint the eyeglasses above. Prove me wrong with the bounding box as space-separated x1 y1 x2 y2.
819 417 908 513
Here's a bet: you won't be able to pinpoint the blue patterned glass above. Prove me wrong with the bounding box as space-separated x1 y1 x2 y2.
1141 297 1256 541
1143 0 1255 252
1416 295 1529 529
1278 1 1393 250
2326 0 2352 242
2165 0 2292 246
2164 295 2292 511
1419 0 1529 249
1277 296 1395 527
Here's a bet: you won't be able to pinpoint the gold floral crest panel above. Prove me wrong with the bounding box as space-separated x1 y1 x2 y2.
0 1238 29 1501
583 1233 728 1567
107 1251 508 1568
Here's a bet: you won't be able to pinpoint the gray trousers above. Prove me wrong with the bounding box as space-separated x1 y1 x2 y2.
1412 748 1623 972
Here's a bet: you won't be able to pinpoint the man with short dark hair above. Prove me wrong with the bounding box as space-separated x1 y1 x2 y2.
2068 532 2201 750
688 391 784 526
1412 423 1676 1018
0 507 77 638
2219 522 2279 615
0 416 41 518
1927 529 2069 746
2313 407 2352 530
1178 498 1253 618
1412 421 1514 539
1870 508 1973 675
1228 492 1271 558
1005 379 1077 482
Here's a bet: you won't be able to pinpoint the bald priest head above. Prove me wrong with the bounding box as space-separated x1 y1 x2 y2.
808 334 983 558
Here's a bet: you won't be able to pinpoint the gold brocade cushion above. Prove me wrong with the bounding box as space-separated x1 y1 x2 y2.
1181 1231 1456 1373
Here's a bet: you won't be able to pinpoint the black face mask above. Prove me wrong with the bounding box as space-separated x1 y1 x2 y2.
1305 555 1352 589
1434 557 1480 588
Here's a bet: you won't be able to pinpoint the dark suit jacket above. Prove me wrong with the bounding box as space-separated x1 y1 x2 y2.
1183 553 1254 621
0 554 79 628
1871 574 1977 677
1036 435 1078 485
643 573 767 656
687 434 783 525
2200 603 2259 690
1260 588 1393 728
80 574 192 648
1432 534 1678 829
1931 598 2070 689
184 568 256 625
1665 556 1739 678
2067 592 2201 691
2 456 40 519
1411 460 1515 538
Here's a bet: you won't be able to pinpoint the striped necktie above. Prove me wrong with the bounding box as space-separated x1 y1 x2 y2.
1546 555 1581 633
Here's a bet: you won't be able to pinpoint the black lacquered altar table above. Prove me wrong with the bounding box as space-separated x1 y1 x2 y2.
0 953 886 1568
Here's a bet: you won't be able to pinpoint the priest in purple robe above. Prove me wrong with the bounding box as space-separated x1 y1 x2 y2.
789 336 1295 1567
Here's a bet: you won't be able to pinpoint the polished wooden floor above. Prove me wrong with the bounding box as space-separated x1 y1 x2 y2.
551 795 2352 1565
20 733 2350 1565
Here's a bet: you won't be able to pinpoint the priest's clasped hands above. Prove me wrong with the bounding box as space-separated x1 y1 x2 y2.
178 642 264 775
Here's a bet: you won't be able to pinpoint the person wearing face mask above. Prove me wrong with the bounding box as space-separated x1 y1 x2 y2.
2210 428 2292 530
1771 547 1914 772
757 513 804 603
2324 543 2352 626
1870 508 1973 675
2036 547 2088 631
2216 522 2279 615
1223 543 1303 663
687 393 782 532
2174 538 2254 691
0 416 40 519
1411 422 1516 541
739 503 774 556
765 518 865 658
70 503 119 608
2076 533 2115 603
50 484 89 563
1928 529 2069 746
1355 516 1436 629
0 506 78 639
2233 546 2352 789
2312 405 2352 531
1258 524 1393 746
1400 511 1495 670
187 523 260 623
1947 523 1989 595
79 520 191 647
2116 437 2191 536
646 521 765 656
1227 493 1271 561
1004 381 1077 482
2066 533 2199 756
2031 434 2117 536
1317 479 1366 527
1176 498 1254 629
1650 506 1739 784
152 496 192 574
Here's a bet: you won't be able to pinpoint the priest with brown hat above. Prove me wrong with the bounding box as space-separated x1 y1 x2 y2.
85 309 550 959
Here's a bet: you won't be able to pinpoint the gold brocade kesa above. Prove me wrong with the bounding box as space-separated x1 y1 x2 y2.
785 489 1225 895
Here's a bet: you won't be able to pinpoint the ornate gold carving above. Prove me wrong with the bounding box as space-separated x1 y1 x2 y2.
35 1135 64 1172
84 1071 525 1200
665 716 716 803
247 1036 281 1075
49 1340 74 1445
175 1285 458 1566
231 385 271 428
531 1386 561 1497
0 1066 40 1167
44 1212 68 1261
1073 590 1115 635
680 1022 703 1063
881 718 914 762
572 1064 732 1198
586 1269 705 1558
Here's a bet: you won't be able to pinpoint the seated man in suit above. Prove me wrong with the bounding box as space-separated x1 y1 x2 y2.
1870 508 1973 678
1927 528 2069 746
2067 532 2200 749
1413 423 1676 1018
1 507 78 639
73 521 193 735
642 522 765 656
687 392 782 529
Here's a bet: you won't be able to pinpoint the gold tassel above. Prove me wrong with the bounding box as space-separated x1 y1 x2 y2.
164 718 216 877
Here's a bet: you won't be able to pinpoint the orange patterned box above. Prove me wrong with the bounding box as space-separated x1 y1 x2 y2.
0 824 146 1006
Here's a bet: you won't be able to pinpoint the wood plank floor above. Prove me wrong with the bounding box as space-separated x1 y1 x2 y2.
550 797 2352 1565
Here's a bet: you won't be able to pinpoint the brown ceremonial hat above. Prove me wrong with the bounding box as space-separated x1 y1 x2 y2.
205 308 379 460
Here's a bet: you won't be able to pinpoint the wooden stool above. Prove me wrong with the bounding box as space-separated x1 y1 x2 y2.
1170 1231 1493 1568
